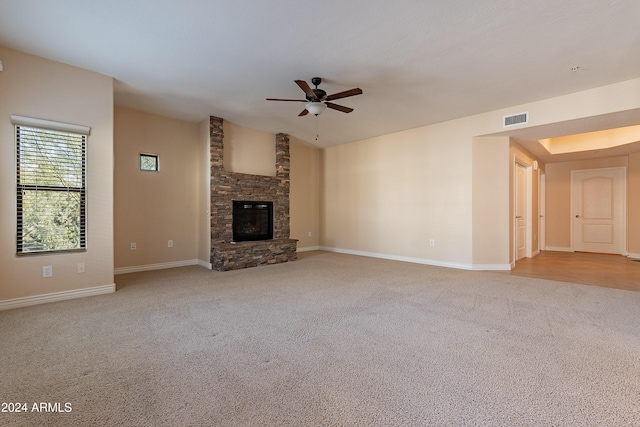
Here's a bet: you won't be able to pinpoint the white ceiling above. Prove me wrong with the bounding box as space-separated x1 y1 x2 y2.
1 0 639 153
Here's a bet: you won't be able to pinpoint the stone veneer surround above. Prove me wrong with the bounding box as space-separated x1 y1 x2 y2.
209 116 297 270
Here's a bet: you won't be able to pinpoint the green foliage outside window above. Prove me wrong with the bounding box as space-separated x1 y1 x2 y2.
140 153 159 171
17 125 86 253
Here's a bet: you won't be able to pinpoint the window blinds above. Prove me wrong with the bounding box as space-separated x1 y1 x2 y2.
16 124 87 253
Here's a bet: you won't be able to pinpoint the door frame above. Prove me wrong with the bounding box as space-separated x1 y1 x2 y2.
513 156 533 263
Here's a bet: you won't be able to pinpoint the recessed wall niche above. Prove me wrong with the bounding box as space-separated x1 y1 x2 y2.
223 121 276 177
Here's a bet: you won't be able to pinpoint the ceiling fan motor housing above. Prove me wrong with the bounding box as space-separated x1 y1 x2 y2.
308 77 327 101
309 89 326 101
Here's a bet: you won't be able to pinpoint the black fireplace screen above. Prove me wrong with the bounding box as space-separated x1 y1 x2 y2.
232 201 273 242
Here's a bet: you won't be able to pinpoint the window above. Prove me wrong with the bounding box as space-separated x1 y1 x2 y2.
13 116 89 254
140 153 159 172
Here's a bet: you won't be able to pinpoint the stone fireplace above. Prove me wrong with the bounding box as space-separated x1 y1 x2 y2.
209 116 297 271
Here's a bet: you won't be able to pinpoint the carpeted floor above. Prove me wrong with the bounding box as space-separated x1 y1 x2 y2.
1 251 639 426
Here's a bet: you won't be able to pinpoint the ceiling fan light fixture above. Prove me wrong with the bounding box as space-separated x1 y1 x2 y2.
305 102 327 116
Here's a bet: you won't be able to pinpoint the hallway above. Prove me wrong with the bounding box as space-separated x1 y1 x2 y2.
506 251 640 292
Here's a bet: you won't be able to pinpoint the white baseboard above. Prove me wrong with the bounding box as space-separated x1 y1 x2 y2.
471 263 512 271
627 252 640 260
297 246 321 253
0 284 115 311
544 246 573 252
319 246 511 271
198 259 212 269
114 259 200 275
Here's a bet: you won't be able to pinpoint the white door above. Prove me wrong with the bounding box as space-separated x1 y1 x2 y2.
515 163 527 260
571 167 626 254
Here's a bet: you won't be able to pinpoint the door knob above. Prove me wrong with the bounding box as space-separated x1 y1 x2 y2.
575 214 581 218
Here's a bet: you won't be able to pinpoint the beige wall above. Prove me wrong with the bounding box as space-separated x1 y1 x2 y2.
0 46 114 302
223 121 276 176
290 138 321 249
322 123 474 267
472 137 510 266
114 107 199 269
321 78 640 269
544 156 630 251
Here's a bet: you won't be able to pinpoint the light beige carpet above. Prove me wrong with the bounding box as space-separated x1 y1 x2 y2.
1 251 639 426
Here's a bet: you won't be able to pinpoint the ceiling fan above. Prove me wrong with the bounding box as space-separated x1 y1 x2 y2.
266 77 362 116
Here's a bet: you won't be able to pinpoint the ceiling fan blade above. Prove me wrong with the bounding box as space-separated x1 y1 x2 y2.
324 88 363 101
298 108 309 116
295 80 318 100
325 102 354 113
266 98 307 102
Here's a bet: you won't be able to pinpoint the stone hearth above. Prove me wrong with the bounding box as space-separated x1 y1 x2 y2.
211 239 297 271
209 116 297 271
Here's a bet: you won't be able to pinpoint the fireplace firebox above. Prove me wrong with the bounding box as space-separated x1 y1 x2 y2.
232 201 274 242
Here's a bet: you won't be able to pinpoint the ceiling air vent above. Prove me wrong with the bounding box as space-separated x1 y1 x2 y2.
503 112 528 128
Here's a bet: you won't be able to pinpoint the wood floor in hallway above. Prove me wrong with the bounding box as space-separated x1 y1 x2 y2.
506 251 640 292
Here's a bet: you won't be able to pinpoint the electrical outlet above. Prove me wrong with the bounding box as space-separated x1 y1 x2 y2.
42 265 53 278
77 262 85 274
429 239 435 247
130 242 137 250
168 240 173 248
308 232 312 237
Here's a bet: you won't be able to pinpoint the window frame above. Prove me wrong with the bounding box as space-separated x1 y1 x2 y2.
12 115 90 255
140 153 160 172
